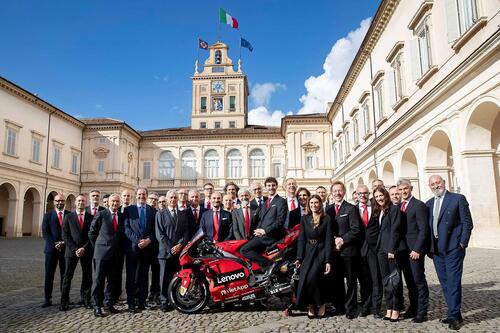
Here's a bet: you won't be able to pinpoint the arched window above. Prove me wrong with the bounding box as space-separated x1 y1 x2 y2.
227 149 242 178
159 151 175 179
215 50 222 64
181 150 197 179
204 150 219 178
249 149 265 178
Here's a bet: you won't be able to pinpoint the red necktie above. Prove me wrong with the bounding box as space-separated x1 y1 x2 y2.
266 197 271 209
58 211 63 226
213 210 219 242
207 201 211 210
361 204 368 227
193 208 198 222
244 207 250 237
335 204 340 215
290 199 296 211
93 207 97 216
401 201 407 213
78 213 84 230
112 212 118 232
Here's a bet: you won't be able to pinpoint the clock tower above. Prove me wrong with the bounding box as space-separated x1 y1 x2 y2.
191 41 249 130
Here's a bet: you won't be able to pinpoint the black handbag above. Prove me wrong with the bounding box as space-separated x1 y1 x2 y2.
383 260 401 290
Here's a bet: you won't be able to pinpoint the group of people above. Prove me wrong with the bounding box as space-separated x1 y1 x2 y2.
41 174 473 330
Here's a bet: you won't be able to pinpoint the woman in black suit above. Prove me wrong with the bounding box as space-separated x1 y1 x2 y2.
373 187 404 322
295 195 333 318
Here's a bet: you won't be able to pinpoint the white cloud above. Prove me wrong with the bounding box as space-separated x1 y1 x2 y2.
95 104 103 109
298 17 371 114
248 106 291 126
250 82 286 107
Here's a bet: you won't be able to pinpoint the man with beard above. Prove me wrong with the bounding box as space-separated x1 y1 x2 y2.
426 175 473 330
231 188 259 240
41 194 70 308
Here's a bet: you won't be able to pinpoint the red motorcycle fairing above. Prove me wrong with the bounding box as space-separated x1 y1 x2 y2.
177 268 193 296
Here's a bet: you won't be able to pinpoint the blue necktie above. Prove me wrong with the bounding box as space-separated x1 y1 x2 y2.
139 206 146 232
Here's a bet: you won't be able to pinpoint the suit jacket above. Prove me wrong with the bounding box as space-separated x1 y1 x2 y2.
231 206 259 240
287 207 302 229
257 194 287 240
377 204 404 254
124 204 156 255
155 208 189 259
326 201 362 257
426 191 473 254
250 196 268 211
186 205 206 238
200 209 232 242
42 209 70 254
85 205 106 216
402 197 429 254
62 211 94 258
361 212 380 256
88 209 124 260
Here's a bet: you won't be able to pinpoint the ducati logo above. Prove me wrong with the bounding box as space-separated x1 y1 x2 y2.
214 269 246 286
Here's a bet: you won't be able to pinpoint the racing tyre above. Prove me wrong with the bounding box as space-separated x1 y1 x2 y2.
168 275 210 314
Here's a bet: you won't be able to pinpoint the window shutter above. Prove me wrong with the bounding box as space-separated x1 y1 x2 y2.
410 37 421 81
445 0 460 43
386 67 396 108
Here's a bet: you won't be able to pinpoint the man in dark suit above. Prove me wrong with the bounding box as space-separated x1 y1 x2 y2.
326 181 362 320
88 194 124 317
224 181 241 208
186 190 206 239
124 187 156 312
200 182 214 210
231 188 259 240
241 177 287 270
41 193 70 308
356 184 383 319
156 190 190 311
397 178 429 323
249 181 267 210
200 192 233 241
147 192 161 305
85 189 105 217
60 194 94 311
426 175 473 330
287 187 310 229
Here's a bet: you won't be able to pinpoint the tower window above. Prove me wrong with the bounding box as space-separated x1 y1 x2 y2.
200 97 207 112
229 96 236 111
215 50 222 64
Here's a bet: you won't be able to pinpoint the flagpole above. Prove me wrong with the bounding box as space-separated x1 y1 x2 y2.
217 8 221 42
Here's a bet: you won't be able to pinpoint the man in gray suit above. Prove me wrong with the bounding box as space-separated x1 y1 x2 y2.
231 188 259 240
155 190 189 311
241 177 288 270
88 194 124 317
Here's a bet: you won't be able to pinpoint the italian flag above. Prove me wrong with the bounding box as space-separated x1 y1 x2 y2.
219 8 239 29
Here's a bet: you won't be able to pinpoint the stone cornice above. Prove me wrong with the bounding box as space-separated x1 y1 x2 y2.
327 0 399 122
141 132 284 142
407 0 433 30
0 77 85 128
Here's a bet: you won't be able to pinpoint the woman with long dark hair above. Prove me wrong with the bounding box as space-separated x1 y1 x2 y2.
295 195 333 318
372 186 404 322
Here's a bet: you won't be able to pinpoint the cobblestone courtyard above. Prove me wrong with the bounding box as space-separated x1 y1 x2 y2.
0 238 499 332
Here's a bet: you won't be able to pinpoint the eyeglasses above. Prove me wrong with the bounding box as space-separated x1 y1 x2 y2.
159 200 166 203
203 188 213 191
357 192 369 196
252 188 262 191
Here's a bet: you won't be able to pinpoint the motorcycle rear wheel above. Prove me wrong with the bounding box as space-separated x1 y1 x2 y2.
168 275 210 314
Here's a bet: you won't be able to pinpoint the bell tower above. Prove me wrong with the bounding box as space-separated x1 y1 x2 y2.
191 41 248 130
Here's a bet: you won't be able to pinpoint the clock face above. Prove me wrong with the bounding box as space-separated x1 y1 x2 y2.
212 80 225 93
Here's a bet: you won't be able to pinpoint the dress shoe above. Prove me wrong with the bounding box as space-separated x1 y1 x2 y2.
346 313 356 320
389 317 400 322
373 313 384 319
402 310 417 319
83 301 93 309
41 300 52 308
137 304 147 311
441 315 463 324
412 316 428 323
382 316 391 321
59 302 69 311
93 307 105 317
359 309 370 317
333 309 346 316
160 304 171 312
105 304 119 314
307 313 315 319
127 305 139 313
448 319 461 330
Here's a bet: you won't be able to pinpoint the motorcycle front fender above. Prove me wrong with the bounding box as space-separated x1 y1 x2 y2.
177 269 193 297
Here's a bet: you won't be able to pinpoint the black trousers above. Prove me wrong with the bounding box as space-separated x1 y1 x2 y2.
396 250 419 314
93 257 121 307
149 244 161 296
125 251 151 306
359 248 382 313
340 256 359 314
401 253 429 316
240 237 273 268
378 252 403 311
61 255 93 303
44 251 65 301
107 252 124 304
159 257 180 306
329 252 346 313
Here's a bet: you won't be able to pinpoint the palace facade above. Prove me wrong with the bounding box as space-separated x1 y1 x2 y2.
0 0 498 248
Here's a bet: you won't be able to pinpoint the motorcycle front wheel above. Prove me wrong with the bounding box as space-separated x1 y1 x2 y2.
168 275 210 314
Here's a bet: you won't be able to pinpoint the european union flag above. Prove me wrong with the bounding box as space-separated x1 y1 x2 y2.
241 37 253 52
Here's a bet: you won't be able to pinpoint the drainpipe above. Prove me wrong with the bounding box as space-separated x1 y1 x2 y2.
368 53 379 176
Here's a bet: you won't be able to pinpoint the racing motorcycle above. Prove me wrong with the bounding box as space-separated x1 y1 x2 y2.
167 225 300 314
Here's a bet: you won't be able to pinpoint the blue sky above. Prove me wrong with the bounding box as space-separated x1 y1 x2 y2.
0 0 380 131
